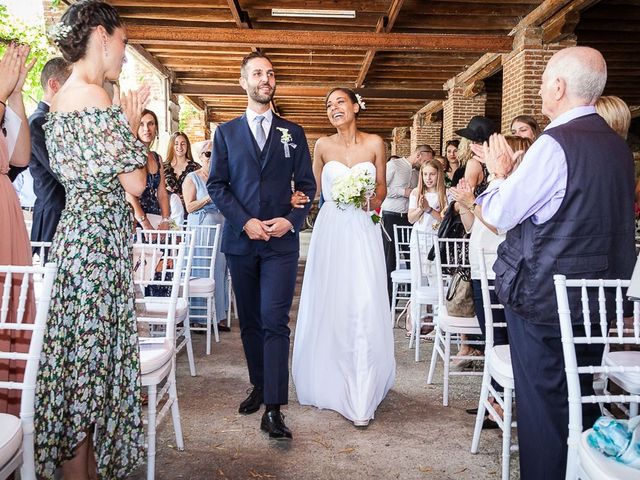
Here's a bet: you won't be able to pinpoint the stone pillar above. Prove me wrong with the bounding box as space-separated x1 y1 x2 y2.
391 127 411 157
501 28 576 133
411 113 442 155
442 86 486 144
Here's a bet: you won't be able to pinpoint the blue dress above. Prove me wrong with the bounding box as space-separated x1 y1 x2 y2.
186 171 228 323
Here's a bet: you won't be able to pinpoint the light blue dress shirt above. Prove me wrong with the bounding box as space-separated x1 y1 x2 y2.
476 106 597 231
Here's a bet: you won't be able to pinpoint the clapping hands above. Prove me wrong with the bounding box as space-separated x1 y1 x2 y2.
114 84 151 135
470 133 523 179
0 43 36 103
450 178 475 210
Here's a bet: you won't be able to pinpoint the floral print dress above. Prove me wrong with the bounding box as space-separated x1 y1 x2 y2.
34 106 147 479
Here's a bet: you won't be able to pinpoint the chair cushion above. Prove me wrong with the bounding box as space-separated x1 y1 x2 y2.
579 429 640 480
0 413 22 469
604 350 640 394
391 269 411 282
415 285 439 304
139 339 174 375
144 298 188 321
438 309 482 332
486 345 514 387
189 277 215 294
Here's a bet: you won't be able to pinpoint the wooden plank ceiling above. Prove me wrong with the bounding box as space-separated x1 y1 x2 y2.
112 0 638 138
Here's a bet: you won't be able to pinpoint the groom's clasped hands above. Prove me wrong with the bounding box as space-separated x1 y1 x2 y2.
243 217 293 241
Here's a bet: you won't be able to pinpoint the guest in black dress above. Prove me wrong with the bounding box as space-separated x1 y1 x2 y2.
164 131 200 209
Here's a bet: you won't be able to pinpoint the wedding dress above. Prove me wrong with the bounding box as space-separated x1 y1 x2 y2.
292 160 396 424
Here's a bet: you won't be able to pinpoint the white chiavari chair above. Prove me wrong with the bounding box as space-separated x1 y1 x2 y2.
470 249 517 480
136 229 197 377
554 275 640 480
427 237 484 406
0 262 57 480
186 224 222 355
133 241 186 480
391 225 412 326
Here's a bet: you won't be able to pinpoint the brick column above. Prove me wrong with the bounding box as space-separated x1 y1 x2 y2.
442 86 486 145
391 127 411 157
501 28 576 133
411 113 442 155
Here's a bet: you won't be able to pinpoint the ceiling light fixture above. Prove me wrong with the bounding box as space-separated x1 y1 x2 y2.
271 8 356 19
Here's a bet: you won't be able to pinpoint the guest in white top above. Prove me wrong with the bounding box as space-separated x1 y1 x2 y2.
407 159 447 328
381 145 432 299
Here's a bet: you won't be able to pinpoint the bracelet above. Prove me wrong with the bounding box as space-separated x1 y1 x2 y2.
160 216 171 224
136 215 147 223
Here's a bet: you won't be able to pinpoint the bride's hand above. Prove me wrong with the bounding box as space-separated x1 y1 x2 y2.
290 191 310 209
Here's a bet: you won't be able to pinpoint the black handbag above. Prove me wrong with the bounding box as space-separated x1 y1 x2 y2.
428 201 468 266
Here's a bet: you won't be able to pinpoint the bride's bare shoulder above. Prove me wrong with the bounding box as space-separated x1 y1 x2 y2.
360 131 384 147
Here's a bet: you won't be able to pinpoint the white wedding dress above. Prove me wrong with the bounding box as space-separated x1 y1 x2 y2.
292 160 396 424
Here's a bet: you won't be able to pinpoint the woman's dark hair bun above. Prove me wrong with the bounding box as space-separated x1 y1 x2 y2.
56 0 122 63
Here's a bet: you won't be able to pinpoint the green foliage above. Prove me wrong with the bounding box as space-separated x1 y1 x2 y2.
178 97 200 132
0 4 57 107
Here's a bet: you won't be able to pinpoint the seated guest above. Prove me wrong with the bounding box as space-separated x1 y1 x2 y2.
29 56 71 248
510 114 541 141
126 108 172 230
164 131 200 211
184 140 229 330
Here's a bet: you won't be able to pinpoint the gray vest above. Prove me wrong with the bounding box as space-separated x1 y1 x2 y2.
494 113 636 324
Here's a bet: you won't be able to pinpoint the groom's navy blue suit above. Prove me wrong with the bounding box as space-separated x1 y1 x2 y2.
208 112 315 405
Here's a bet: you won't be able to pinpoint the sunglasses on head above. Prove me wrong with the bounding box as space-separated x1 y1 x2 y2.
201 151 211 158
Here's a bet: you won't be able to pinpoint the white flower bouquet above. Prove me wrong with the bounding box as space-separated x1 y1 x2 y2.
331 169 380 224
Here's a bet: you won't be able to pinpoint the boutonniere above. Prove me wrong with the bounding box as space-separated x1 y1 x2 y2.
276 127 297 158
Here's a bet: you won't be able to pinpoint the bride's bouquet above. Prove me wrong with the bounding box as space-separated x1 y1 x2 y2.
331 169 380 224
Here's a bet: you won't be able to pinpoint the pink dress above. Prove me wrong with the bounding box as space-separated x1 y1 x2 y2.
0 130 34 416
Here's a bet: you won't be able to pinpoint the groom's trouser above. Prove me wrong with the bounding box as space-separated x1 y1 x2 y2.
226 245 299 405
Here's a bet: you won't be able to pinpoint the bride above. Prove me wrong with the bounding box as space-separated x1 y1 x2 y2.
292 87 396 427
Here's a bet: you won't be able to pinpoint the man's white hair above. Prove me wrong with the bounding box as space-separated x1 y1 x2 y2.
545 47 607 104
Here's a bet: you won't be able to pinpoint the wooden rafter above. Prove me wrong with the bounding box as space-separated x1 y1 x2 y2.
227 0 250 28
355 0 405 88
126 25 513 53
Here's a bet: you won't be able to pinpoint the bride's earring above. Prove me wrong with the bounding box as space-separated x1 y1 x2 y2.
103 41 108 58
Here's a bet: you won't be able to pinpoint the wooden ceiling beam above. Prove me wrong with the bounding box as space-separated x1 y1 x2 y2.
509 0 599 35
227 0 250 28
356 0 404 88
175 83 446 100
128 44 174 81
126 25 513 52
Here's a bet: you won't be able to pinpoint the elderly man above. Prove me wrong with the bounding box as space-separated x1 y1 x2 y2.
381 145 432 299
475 46 635 478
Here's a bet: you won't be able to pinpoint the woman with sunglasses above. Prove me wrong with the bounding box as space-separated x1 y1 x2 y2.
184 140 229 331
127 108 171 229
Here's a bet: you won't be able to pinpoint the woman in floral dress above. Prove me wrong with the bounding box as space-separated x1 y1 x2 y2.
33 2 149 478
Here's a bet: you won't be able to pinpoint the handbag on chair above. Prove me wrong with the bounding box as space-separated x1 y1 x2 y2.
445 268 475 317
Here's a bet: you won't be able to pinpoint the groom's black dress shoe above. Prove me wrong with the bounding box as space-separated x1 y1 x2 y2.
261 410 293 440
238 387 263 414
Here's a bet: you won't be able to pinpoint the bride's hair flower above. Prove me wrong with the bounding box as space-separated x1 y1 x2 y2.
355 93 366 111
49 22 73 45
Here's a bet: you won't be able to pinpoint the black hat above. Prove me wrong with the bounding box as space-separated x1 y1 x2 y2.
455 116 496 143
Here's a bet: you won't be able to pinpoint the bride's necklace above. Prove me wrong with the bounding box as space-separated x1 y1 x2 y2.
338 133 359 167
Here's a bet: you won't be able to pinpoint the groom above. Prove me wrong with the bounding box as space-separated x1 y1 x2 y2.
208 51 316 440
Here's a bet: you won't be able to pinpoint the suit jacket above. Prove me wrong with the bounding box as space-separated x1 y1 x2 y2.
208 113 316 255
29 101 66 243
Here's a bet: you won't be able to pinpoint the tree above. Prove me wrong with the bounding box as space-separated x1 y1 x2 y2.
0 4 57 109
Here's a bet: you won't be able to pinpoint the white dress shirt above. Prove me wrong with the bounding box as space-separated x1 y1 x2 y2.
245 107 273 144
381 157 418 213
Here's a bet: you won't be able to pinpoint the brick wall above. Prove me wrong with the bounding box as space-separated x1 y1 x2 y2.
501 29 576 133
442 87 486 144
411 114 442 155
391 127 411 157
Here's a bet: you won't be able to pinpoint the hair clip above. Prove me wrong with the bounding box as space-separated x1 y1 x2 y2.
49 22 73 45
355 93 366 111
